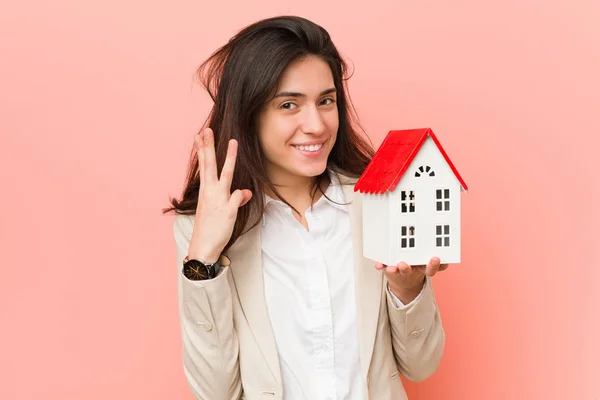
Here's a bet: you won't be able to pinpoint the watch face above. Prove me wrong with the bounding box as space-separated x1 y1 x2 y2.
183 260 210 280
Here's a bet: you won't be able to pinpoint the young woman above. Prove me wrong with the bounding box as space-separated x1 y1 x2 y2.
165 15 448 400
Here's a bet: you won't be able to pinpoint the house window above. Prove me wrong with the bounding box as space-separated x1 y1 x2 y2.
435 225 450 247
415 165 435 177
401 226 415 248
401 190 415 213
436 189 450 211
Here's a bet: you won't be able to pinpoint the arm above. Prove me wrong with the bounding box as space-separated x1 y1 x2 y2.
385 276 445 382
174 214 242 399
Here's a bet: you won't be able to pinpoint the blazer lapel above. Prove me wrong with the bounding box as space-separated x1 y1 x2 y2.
227 223 282 390
342 182 383 382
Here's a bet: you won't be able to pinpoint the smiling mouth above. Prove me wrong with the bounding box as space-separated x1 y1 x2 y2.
293 143 324 152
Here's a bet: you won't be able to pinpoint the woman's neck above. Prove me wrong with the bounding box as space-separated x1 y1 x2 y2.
264 173 330 216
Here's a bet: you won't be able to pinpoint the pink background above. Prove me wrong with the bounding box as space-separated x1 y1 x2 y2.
1 0 598 399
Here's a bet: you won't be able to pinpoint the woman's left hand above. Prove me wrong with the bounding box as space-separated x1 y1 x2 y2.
375 257 449 304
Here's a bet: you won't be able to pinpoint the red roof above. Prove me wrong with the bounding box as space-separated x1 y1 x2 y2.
354 128 468 194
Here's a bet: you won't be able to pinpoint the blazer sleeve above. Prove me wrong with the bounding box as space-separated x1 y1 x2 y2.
385 275 445 382
173 214 242 400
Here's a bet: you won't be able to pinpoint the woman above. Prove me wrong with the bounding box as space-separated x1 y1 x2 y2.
165 15 447 400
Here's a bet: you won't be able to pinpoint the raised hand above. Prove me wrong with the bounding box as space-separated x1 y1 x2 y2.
375 257 449 304
188 127 252 264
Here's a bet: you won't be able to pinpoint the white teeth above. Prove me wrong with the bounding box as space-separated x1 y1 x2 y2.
294 144 323 152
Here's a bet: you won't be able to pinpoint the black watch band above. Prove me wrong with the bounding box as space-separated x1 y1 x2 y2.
182 255 230 281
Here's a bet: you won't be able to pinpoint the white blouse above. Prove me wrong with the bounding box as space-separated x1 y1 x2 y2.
260 175 422 400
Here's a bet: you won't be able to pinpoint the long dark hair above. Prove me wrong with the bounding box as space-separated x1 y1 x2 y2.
163 15 374 251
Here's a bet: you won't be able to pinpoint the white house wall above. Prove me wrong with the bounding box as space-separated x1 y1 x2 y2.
362 192 391 264
391 137 462 265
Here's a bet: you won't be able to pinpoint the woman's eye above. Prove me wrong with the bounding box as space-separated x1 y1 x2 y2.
321 97 335 105
281 102 297 110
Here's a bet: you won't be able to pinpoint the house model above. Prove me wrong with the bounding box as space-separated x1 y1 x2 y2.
354 128 468 266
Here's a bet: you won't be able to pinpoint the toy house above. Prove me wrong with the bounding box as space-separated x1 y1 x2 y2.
354 128 468 266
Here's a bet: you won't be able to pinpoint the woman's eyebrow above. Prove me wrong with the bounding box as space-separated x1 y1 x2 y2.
273 87 337 98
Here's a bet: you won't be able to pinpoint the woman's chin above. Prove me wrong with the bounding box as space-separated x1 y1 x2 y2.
293 162 328 179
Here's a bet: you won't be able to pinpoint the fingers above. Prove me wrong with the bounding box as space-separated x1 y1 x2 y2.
239 189 253 207
202 128 218 184
195 129 205 184
230 189 253 208
220 139 238 189
377 262 412 275
425 257 450 276
377 259 448 277
196 128 252 211
424 257 440 276
394 262 412 275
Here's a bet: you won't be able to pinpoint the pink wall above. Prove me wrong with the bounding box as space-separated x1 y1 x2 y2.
1 1 598 399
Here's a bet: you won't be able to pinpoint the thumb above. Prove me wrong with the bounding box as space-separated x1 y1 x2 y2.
231 189 253 208
239 189 253 207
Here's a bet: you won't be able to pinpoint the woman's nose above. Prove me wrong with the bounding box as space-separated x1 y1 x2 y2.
301 106 326 135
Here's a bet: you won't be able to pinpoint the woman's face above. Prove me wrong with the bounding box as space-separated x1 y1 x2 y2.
256 55 339 186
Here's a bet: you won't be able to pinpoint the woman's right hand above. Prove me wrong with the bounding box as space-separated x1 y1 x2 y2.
188 127 253 263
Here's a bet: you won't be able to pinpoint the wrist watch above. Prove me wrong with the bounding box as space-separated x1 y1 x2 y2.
182 254 230 280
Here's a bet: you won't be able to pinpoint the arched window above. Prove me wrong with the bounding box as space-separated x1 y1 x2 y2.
415 165 435 177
